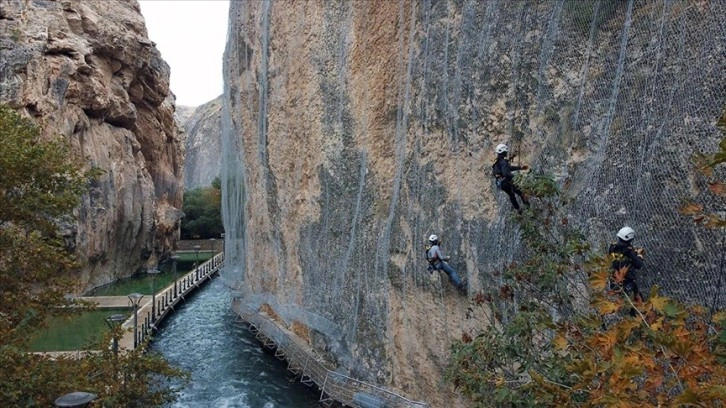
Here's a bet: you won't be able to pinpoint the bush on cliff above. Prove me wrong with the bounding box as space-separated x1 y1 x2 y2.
445 146 726 407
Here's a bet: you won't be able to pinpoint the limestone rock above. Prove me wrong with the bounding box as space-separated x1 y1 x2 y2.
179 95 222 190
223 1 726 406
0 0 184 291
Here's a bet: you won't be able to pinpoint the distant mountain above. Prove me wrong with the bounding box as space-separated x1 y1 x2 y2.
178 96 222 190
175 105 197 128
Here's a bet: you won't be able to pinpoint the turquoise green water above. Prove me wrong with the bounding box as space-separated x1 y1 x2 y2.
85 253 214 296
31 252 217 351
28 308 131 351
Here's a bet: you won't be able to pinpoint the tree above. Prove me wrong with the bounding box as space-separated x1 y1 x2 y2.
0 106 188 406
181 177 223 239
0 105 93 345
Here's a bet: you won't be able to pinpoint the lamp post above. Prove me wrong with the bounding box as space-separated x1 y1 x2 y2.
127 293 143 348
104 313 126 356
193 245 201 279
54 392 96 407
147 269 161 323
193 245 201 267
171 253 180 297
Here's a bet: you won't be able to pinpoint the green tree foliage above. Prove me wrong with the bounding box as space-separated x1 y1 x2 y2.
0 330 188 406
0 106 187 406
446 169 726 406
0 105 94 345
181 177 223 239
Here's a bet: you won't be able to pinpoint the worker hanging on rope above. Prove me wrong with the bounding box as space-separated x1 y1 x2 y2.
491 143 530 214
608 226 645 317
426 234 467 294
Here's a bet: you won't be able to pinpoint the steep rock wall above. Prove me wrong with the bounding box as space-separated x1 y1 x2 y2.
222 1 725 405
0 0 184 291
180 95 222 190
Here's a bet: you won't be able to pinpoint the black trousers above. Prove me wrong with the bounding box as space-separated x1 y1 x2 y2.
499 178 527 210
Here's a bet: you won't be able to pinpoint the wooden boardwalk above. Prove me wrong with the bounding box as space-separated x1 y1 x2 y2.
232 298 429 408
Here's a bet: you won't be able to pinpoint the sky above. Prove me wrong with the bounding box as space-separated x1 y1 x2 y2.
138 0 230 107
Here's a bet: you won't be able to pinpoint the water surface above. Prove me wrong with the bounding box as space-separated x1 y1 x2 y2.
152 278 322 407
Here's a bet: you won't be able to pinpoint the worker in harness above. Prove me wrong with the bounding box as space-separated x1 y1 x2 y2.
491 143 530 214
608 226 645 316
426 235 466 293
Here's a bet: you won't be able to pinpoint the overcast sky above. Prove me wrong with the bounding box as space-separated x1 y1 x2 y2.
138 0 230 107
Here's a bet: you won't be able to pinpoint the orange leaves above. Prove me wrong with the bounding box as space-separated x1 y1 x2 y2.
594 297 622 315
612 266 628 285
712 311 726 325
649 294 669 313
679 202 704 216
589 268 610 291
589 329 618 355
552 332 569 351
569 278 726 407
692 153 714 177
680 201 725 228
708 181 726 196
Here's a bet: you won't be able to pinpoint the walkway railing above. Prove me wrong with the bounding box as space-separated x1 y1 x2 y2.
123 252 224 349
232 298 429 408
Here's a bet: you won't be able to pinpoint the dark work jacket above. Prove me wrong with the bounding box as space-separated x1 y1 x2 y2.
492 154 522 181
608 240 643 276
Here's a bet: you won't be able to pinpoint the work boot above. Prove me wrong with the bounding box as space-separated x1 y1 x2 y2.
457 279 468 294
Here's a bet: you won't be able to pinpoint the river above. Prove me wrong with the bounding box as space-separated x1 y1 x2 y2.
152 277 322 408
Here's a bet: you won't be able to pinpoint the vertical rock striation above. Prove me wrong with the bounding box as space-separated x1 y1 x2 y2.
179 95 223 190
222 1 726 405
0 0 184 291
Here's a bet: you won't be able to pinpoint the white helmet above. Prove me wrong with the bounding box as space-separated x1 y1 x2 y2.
495 144 508 154
428 234 438 242
617 227 635 242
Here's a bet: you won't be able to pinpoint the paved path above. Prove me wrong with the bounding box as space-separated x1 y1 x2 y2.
78 296 135 308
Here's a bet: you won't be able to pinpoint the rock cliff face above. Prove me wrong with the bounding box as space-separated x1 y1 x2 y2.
222 0 725 405
180 96 222 190
0 0 184 291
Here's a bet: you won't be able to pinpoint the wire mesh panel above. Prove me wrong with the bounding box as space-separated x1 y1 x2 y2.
527 0 726 307
222 0 725 405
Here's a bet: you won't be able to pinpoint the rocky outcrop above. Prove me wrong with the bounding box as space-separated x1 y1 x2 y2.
179 96 222 190
174 104 196 130
223 1 725 406
0 0 184 291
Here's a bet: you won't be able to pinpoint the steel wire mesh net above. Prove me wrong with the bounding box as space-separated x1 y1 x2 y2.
470 0 726 309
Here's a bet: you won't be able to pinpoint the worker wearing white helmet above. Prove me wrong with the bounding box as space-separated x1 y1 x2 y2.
491 143 530 214
426 234 466 293
608 226 645 316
